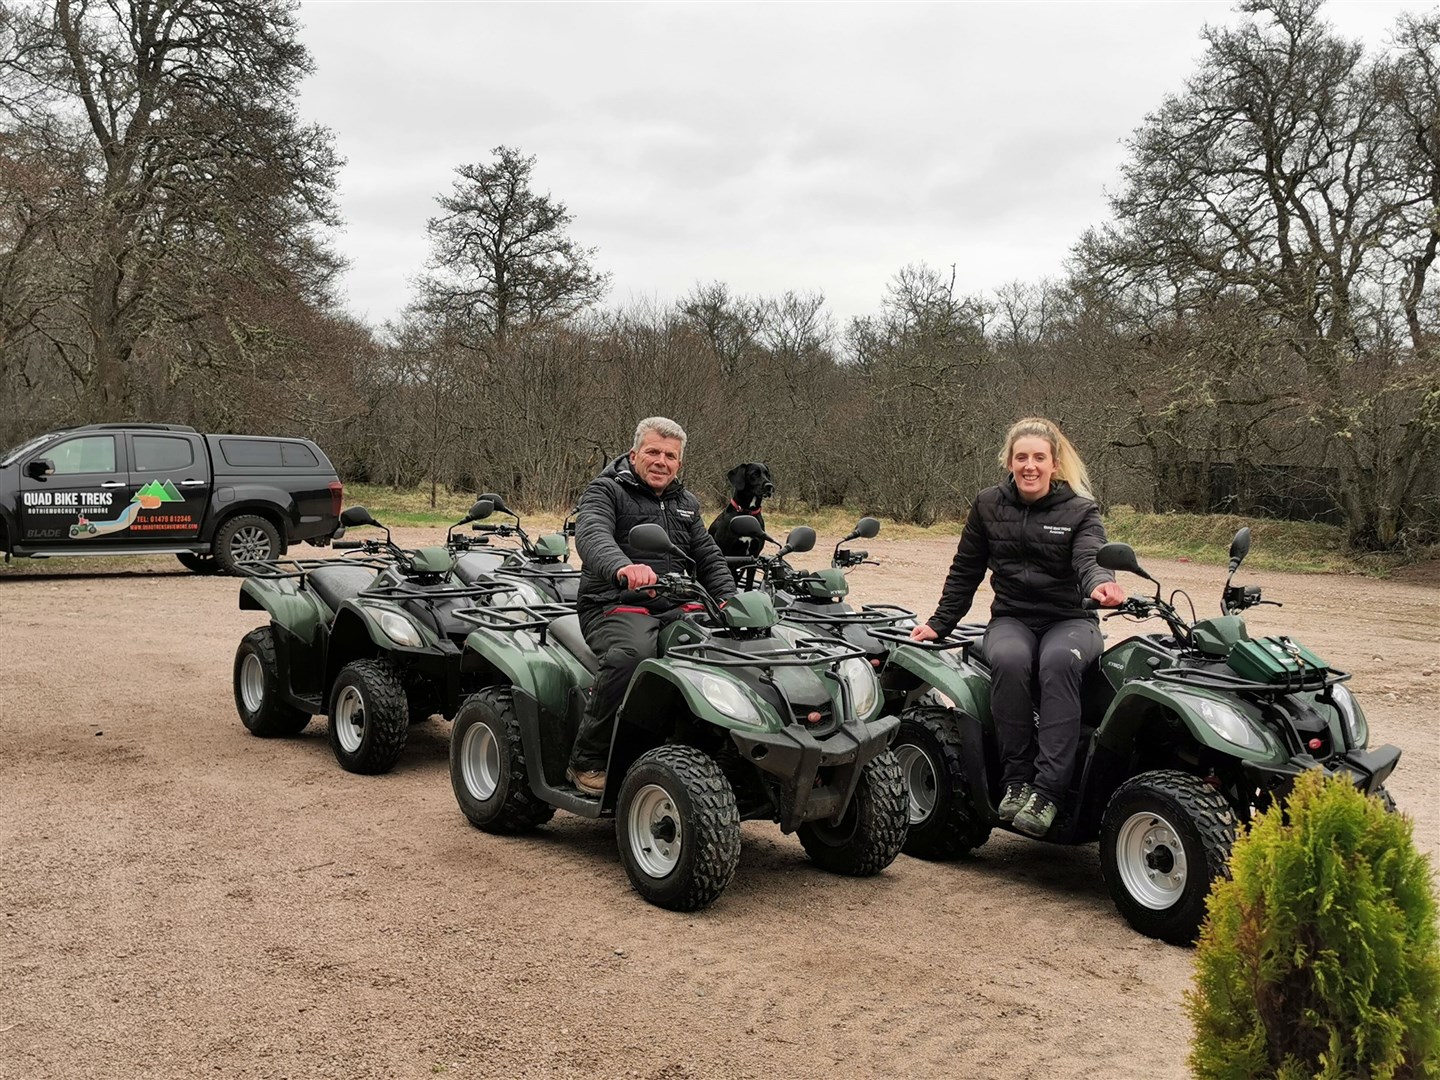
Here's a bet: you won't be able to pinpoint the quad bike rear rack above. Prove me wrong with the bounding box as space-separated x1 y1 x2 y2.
237 555 393 584
453 602 575 644
779 603 916 628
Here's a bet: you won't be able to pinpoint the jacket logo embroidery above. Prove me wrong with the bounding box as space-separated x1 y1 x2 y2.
674 508 694 520
1042 525 1072 535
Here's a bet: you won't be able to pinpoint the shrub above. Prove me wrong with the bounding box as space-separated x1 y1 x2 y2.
1188 771 1440 1079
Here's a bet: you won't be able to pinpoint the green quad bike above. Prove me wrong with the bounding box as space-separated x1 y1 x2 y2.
447 522 909 910
870 527 1402 944
733 514 918 673
449 493 580 604
233 505 520 774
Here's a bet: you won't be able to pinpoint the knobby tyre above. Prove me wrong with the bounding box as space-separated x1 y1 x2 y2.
1099 769 1237 945
893 704 992 859
798 749 909 876
616 745 740 911
327 658 409 774
450 687 555 833
234 626 311 737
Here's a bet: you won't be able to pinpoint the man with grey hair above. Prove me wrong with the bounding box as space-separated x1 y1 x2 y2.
567 416 736 795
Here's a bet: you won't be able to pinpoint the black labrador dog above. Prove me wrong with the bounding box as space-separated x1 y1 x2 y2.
708 462 774 559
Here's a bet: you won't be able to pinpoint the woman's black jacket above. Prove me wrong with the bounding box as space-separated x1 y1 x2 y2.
925 478 1115 636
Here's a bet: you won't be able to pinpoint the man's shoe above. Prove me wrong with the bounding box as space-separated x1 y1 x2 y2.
566 766 606 796
998 783 1031 823
1012 790 1059 837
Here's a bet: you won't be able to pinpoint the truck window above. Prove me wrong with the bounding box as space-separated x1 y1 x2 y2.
219 439 283 467
280 442 319 467
133 435 195 471
47 435 117 474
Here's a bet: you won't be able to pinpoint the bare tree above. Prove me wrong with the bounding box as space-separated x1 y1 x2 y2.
416 147 609 357
0 0 343 420
1075 0 1440 548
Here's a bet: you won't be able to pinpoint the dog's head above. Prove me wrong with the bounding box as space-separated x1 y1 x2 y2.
725 462 774 510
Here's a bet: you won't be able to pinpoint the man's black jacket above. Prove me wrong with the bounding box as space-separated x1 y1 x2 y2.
575 454 736 618
926 478 1115 636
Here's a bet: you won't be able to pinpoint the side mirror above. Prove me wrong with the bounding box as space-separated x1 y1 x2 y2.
1227 527 1252 573
467 499 494 522
629 523 678 555
1096 541 1151 580
782 526 816 554
728 515 764 539
340 506 380 529
479 492 510 514
25 458 54 480
849 516 880 541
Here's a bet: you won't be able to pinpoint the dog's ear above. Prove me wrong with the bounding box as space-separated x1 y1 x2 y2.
726 463 747 492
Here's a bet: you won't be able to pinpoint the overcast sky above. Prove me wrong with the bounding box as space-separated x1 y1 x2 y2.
295 1 1432 331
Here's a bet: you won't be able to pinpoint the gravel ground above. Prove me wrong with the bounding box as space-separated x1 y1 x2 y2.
2 529 1435 1080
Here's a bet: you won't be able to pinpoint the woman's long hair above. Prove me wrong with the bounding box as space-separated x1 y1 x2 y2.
996 417 1094 500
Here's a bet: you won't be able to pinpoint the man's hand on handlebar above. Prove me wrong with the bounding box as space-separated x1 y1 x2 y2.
1091 582 1126 608
909 624 939 642
616 564 658 590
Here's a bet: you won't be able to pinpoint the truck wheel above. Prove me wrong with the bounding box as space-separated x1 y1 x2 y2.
616 745 740 911
233 627 310 736
327 658 409 774
893 704 992 859
798 749 909 876
214 514 281 575
1100 769 1237 945
450 687 554 833
177 552 220 574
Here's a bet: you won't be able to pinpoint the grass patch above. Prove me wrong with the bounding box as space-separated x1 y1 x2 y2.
338 484 1384 575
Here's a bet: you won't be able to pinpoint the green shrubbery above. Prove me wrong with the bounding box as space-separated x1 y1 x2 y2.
1188 772 1440 1079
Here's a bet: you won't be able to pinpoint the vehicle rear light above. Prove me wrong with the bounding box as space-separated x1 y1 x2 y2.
329 480 343 518
1308 738 1323 751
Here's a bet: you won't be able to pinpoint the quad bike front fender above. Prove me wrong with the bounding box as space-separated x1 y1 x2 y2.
884 645 990 722
1094 680 1286 765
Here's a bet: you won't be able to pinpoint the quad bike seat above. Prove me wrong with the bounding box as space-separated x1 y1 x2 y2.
548 613 601 675
453 550 506 583
308 563 377 614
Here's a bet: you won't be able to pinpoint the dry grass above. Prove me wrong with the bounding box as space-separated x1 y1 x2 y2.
339 484 1386 575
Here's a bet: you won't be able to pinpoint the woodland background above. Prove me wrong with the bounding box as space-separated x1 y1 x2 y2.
2 0 1437 551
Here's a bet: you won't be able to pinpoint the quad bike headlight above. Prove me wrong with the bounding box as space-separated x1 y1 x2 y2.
378 609 423 648
1179 692 1273 754
693 673 762 726
838 656 880 719
1329 683 1369 748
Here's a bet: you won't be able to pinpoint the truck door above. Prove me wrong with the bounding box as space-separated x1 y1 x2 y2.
126 431 210 543
17 433 136 547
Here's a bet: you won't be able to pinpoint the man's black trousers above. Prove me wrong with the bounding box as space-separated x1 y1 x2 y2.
569 608 679 772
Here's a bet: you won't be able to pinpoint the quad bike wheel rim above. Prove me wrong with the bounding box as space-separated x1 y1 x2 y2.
459 720 500 800
240 653 265 713
333 685 365 753
626 783 682 879
1115 811 1188 910
895 742 937 825
230 525 273 562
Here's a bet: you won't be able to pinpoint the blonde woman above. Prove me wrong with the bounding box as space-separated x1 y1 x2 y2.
910 418 1125 837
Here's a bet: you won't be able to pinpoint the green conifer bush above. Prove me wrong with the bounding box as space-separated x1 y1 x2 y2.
1188 771 1440 1079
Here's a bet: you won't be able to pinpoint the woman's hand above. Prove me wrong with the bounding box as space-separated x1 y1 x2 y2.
1091 582 1126 608
910 624 939 642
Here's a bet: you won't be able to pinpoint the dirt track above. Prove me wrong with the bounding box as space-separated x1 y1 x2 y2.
2 530 1436 1080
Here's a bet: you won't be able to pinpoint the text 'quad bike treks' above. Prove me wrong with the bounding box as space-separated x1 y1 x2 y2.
878 527 1402 944
233 504 520 775
448 522 909 911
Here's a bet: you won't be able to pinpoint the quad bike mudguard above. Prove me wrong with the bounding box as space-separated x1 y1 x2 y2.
239 577 332 644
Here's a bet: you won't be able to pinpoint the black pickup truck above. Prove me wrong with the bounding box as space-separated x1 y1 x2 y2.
0 423 343 574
